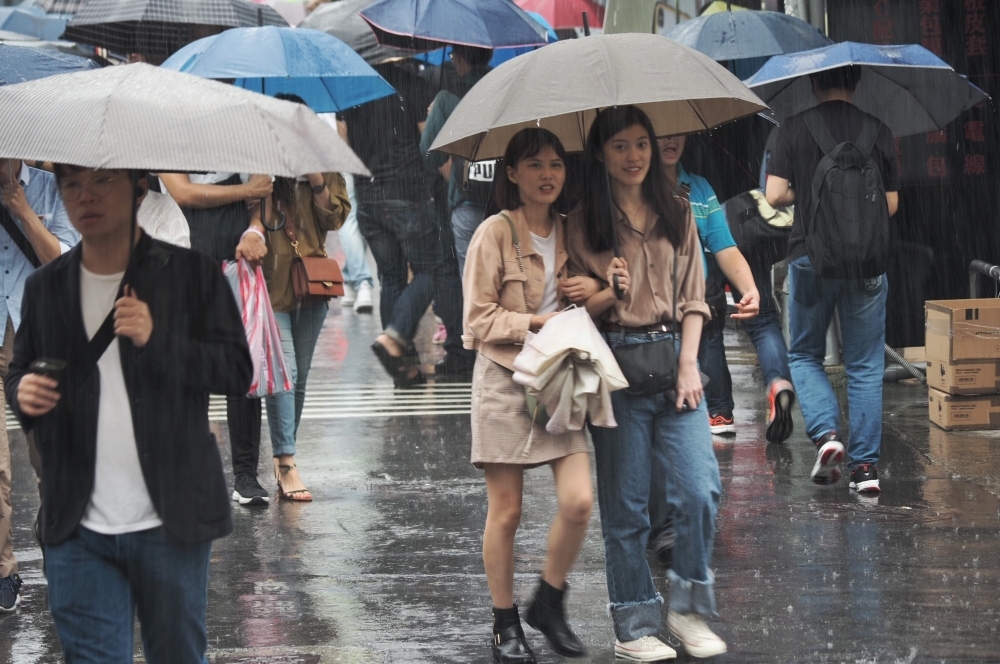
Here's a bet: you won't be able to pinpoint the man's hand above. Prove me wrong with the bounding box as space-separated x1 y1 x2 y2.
17 373 60 417
1 181 33 221
244 174 273 201
560 276 602 305
235 232 267 264
675 358 703 412
114 285 153 348
731 288 760 320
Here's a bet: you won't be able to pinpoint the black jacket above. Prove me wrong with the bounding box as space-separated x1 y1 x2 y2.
6 233 252 545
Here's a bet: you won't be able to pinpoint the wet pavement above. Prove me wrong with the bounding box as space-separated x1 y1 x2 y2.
2 298 1000 664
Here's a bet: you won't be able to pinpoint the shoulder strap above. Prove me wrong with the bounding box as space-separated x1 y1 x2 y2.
854 116 882 160
65 265 132 400
500 213 529 314
0 205 41 269
801 107 839 157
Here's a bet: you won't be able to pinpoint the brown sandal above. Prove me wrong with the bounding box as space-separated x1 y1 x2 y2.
275 464 312 502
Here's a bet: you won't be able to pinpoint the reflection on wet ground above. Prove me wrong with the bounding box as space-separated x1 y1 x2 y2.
2 303 1000 663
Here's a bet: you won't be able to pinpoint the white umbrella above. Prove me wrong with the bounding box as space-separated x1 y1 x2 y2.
0 62 369 177
513 307 627 436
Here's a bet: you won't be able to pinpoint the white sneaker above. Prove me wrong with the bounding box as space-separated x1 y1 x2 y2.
614 635 676 661
667 610 727 658
341 283 357 307
354 281 374 314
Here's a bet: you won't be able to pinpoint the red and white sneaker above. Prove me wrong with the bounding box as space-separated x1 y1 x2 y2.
810 432 845 485
849 463 881 493
708 413 736 435
765 379 795 444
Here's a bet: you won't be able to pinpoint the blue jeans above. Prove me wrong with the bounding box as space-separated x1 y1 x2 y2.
339 174 373 290
787 255 887 469
590 332 722 640
357 199 439 349
45 525 212 664
733 257 791 388
266 300 328 457
436 205 474 360
450 203 486 277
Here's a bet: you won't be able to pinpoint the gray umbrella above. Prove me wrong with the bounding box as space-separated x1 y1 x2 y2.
430 33 767 160
664 10 831 62
0 63 369 177
62 0 287 56
300 0 410 66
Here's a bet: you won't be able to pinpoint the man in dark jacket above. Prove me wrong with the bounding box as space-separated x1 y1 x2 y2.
7 165 252 663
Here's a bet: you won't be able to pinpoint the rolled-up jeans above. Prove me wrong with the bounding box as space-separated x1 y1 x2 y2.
590 332 722 641
787 255 887 469
357 199 439 349
266 300 328 457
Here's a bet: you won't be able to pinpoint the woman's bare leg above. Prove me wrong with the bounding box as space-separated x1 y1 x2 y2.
542 452 593 589
483 463 525 608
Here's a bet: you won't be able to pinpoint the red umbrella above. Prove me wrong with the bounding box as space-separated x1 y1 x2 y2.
514 0 604 30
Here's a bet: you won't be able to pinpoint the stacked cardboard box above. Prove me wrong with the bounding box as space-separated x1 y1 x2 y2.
926 299 1000 430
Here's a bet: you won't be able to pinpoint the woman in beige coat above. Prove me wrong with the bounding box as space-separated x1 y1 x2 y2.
463 129 602 664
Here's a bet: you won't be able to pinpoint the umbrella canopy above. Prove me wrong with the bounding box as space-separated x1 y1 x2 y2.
413 11 557 69
514 0 603 30
664 9 831 62
24 0 86 14
430 33 768 160
160 26 395 113
512 308 627 435
0 63 369 177
299 0 411 66
359 0 549 51
62 0 288 56
700 1 747 15
744 42 991 138
251 0 306 27
0 42 98 85
0 6 68 41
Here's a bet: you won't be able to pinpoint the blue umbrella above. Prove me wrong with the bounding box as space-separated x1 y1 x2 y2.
414 11 557 68
744 42 990 138
0 42 98 85
160 26 395 113
359 0 549 51
0 6 68 41
665 10 831 63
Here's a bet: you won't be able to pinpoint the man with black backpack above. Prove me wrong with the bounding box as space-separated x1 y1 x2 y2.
765 65 899 494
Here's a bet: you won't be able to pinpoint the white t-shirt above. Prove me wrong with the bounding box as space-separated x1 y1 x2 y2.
138 191 191 248
530 228 559 315
79 267 162 535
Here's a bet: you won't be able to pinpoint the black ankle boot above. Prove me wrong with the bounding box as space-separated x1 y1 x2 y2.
491 605 536 664
524 578 587 657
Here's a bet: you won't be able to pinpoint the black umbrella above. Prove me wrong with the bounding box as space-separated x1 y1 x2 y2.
299 0 411 66
62 0 287 57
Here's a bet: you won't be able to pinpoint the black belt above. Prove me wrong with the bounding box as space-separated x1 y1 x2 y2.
602 321 676 334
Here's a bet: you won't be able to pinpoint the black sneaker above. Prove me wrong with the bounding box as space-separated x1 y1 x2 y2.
232 473 269 507
849 464 880 494
0 574 22 612
810 432 845 485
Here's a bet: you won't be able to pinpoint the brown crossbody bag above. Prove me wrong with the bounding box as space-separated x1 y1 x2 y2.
282 206 345 301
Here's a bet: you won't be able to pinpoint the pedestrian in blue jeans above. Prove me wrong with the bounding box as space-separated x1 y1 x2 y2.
765 65 899 492
337 174 375 314
249 154 351 501
566 106 727 660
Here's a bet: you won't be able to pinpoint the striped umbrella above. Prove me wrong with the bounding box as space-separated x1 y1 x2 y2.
0 63 369 177
62 0 287 56
26 0 89 15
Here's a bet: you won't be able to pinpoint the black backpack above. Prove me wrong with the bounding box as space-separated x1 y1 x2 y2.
801 108 890 279
458 157 497 208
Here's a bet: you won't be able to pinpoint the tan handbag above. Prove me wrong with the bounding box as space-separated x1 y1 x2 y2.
283 212 345 301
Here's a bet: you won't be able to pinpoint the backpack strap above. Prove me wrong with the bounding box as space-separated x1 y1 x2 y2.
801 107 838 157
853 116 882 160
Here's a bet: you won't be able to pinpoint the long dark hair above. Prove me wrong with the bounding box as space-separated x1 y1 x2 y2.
580 105 688 252
273 93 308 217
493 128 569 212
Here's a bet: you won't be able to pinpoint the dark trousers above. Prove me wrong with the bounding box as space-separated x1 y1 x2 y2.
226 397 261 478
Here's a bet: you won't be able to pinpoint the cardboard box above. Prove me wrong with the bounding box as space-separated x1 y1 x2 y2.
928 388 1000 430
926 355 1000 395
925 299 1000 362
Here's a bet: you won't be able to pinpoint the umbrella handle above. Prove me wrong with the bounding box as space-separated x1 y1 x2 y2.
613 274 624 300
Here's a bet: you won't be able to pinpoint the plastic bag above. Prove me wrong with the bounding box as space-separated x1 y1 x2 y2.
223 259 293 398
